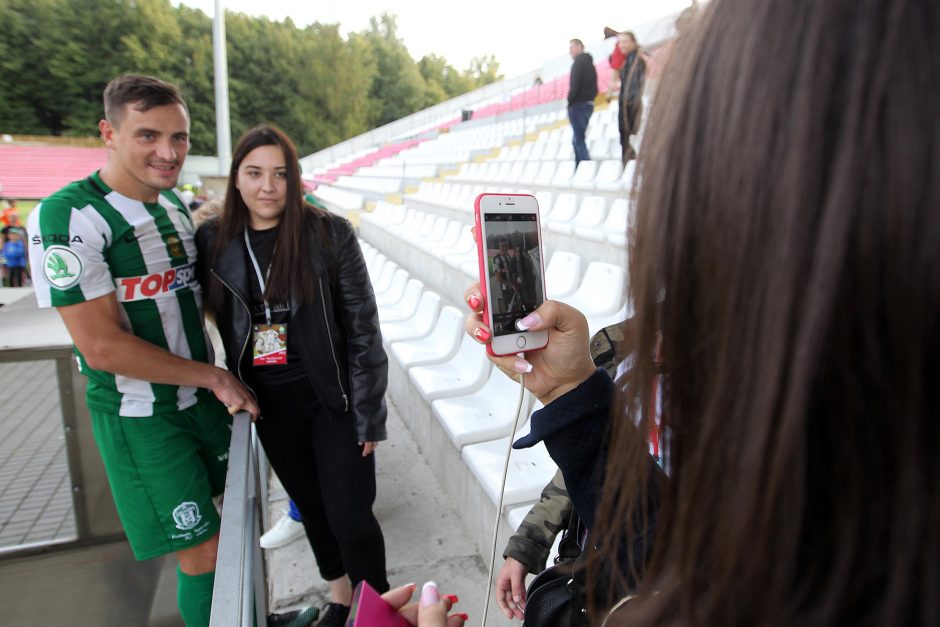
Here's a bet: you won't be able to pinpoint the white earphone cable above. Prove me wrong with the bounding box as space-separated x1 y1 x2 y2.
480 371 529 626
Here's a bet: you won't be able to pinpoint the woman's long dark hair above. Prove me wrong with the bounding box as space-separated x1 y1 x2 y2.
594 0 939 625
207 125 324 312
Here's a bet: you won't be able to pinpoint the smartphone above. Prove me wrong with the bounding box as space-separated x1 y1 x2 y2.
474 193 549 356
345 581 411 627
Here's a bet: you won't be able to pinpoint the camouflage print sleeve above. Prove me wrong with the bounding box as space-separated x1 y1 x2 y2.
502 321 634 574
503 469 571 574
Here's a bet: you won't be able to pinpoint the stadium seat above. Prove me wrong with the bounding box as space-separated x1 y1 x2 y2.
544 251 582 299
549 195 607 235
596 160 636 193
462 421 558 509
408 335 492 402
389 306 464 367
589 159 624 191
559 261 626 319
568 160 600 190
374 268 410 308
381 291 442 345
549 161 577 188
433 369 530 448
378 278 424 322
532 161 558 187
543 193 577 230
576 197 629 242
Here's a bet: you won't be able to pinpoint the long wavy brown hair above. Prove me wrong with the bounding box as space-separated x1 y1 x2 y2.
593 0 940 625
206 124 325 312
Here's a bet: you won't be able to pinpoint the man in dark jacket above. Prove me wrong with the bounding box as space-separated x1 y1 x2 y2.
617 32 647 163
567 39 598 166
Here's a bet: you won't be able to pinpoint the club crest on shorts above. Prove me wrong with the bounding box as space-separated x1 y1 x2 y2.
172 501 202 531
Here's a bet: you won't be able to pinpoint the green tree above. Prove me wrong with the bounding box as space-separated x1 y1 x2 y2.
361 13 427 128
0 2 501 155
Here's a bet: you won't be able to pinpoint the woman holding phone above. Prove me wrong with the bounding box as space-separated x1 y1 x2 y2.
196 125 389 627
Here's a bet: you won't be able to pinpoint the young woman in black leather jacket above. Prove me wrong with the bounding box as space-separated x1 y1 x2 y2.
196 125 389 626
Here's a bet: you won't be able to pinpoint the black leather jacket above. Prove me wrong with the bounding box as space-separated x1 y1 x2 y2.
195 212 388 442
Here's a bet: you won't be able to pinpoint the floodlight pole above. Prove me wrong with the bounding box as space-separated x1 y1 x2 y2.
213 0 232 174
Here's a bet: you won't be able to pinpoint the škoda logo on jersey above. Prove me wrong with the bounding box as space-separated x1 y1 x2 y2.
116 262 198 302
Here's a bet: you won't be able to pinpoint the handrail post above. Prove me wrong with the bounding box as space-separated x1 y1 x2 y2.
210 411 266 627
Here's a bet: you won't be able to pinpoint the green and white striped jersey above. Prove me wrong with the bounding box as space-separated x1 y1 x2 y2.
28 171 212 417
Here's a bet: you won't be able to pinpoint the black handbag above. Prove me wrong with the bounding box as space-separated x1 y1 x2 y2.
523 512 589 627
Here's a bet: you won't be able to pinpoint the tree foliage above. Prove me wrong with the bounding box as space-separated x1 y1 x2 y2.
0 0 502 155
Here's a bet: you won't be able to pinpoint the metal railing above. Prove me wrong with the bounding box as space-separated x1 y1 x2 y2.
209 411 269 627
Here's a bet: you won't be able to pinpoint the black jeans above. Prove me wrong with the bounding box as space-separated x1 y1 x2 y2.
253 377 389 592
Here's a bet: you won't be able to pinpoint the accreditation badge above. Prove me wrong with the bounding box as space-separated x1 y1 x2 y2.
252 324 288 366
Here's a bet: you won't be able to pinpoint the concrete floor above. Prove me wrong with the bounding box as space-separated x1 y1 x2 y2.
265 397 521 627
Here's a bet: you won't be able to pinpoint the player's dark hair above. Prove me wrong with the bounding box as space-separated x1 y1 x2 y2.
570 38 584 49
103 74 188 126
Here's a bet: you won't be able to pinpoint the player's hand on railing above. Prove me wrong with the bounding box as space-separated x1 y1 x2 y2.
210 368 260 421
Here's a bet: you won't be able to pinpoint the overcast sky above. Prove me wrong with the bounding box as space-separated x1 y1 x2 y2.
176 0 690 78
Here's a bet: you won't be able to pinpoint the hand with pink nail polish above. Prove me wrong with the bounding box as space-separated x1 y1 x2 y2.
382 581 467 626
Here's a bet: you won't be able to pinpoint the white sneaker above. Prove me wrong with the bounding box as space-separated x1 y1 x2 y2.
260 511 305 549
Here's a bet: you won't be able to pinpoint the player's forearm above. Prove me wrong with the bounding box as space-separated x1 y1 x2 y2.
80 328 224 389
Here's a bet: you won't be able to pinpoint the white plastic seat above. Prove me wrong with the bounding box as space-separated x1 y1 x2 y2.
462 421 559 509
585 301 633 337
360 201 406 227
559 261 626 319
434 369 530 447
589 159 623 191
567 160 599 190
517 161 541 186
500 161 526 184
367 253 387 277
532 161 558 187
544 251 582 299
550 195 607 235
370 260 398 294
597 160 636 193
543 193 577 230
378 278 423 321
549 161 576 188
381 291 442 345
374 268 409 307
409 336 492 402
577 198 629 242
424 221 463 255
434 225 474 263
560 262 626 319
389 306 464 367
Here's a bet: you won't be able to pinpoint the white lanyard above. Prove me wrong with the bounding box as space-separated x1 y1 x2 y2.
243 229 276 325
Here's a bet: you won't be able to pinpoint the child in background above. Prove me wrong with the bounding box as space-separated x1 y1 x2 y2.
2 229 27 287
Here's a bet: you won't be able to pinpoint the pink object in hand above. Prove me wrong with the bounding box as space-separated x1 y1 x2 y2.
346 581 411 627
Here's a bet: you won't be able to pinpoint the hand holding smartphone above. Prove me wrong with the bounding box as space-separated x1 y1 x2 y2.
474 193 549 356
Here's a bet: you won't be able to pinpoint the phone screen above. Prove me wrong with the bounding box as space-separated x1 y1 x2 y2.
481 211 545 336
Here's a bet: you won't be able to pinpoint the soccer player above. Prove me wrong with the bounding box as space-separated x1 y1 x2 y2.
27 74 259 627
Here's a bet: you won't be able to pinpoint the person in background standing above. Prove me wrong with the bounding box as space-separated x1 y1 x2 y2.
617 31 647 163
567 38 598 166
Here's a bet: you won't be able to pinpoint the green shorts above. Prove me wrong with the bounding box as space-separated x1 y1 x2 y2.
89 399 232 560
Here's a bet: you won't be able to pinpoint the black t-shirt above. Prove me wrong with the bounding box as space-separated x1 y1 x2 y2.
242 226 307 386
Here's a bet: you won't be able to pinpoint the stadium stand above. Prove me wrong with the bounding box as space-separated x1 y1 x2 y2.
0 144 107 199
296 22 677 561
